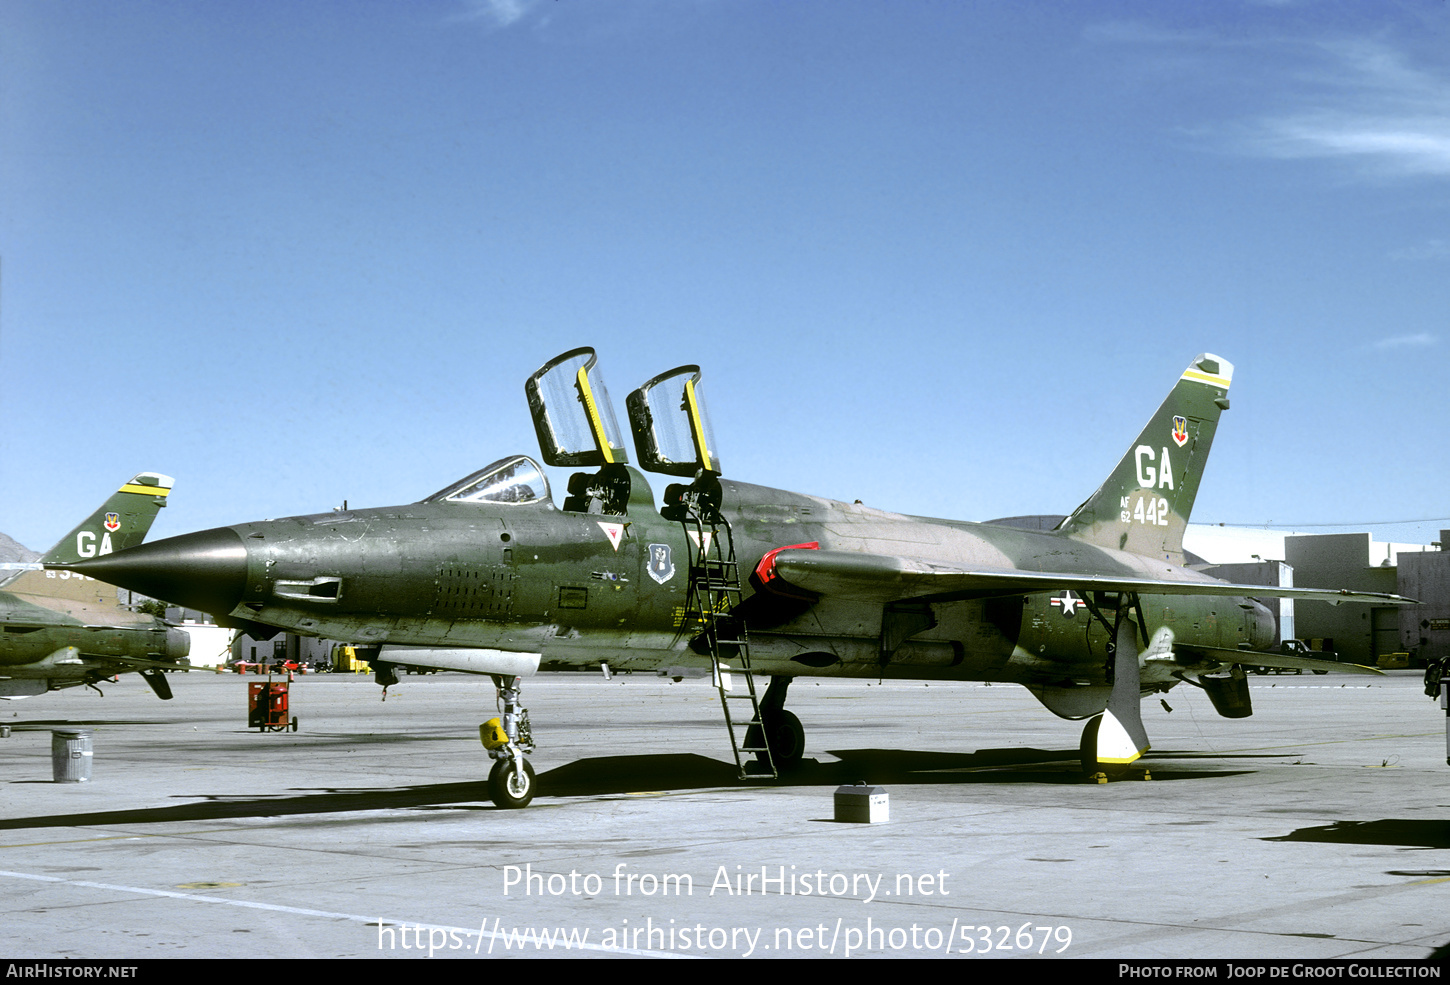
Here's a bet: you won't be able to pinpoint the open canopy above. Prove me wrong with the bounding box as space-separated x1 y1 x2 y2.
626 364 721 477
524 347 630 468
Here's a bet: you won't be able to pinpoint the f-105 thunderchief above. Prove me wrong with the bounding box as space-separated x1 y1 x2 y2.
64 350 1407 807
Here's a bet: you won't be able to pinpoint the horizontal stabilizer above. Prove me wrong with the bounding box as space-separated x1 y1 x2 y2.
140 668 174 700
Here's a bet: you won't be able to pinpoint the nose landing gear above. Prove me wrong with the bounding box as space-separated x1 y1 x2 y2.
481 675 535 808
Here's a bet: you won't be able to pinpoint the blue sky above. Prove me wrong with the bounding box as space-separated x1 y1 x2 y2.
2 1 1448 553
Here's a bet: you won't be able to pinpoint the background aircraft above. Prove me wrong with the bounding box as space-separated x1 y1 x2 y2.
2 473 189 699
64 354 1404 806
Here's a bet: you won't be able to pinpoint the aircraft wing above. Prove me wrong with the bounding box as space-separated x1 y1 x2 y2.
0 619 169 634
760 549 1415 606
86 654 191 671
0 562 41 590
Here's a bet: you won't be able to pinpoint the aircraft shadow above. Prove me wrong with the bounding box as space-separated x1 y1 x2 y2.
3 720 173 729
535 746 1243 797
1265 819 1450 850
0 748 1251 831
0 781 497 831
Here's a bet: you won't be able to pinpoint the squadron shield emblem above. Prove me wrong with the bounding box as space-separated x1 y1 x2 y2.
103 512 121 532
1171 415 1189 448
647 544 675 585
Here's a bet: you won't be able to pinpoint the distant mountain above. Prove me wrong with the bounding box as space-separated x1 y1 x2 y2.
0 532 40 563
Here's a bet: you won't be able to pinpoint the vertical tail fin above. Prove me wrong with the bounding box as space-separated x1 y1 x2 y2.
40 473 174 565
1056 355 1231 564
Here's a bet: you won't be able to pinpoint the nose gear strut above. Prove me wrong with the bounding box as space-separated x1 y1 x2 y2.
481 674 535 808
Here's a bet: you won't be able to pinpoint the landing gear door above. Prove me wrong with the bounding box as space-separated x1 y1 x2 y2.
525 348 631 468
626 365 721 477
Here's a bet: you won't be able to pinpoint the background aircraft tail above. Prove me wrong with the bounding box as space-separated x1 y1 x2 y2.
41 473 174 565
1055 355 1231 564
3 473 174 602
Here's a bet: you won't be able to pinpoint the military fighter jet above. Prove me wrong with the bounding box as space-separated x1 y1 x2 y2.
63 352 1406 807
3 473 189 699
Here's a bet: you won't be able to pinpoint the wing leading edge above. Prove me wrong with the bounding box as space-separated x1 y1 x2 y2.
760 548 1414 607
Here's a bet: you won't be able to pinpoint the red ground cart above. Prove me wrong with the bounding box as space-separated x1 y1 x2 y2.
248 678 299 732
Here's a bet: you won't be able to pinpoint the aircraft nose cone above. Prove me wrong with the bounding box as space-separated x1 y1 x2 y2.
64 527 249 617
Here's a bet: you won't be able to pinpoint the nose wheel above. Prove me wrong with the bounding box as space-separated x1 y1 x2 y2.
488 756 536 809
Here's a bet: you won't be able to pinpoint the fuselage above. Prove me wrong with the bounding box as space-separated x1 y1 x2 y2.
124 462 1273 696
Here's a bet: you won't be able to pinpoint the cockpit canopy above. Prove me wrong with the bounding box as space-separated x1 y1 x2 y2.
626 364 720 476
421 455 551 506
525 348 630 468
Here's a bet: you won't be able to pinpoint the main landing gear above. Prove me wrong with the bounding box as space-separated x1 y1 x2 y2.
1077 593 1152 778
761 709 805 772
746 677 806 773
481 675 535 808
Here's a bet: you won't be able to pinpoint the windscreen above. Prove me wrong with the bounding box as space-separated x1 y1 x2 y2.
421 455 551 505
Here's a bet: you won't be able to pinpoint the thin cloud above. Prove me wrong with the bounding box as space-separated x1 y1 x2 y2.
1092 23 1450 181
1256 110 1450 177
455 0 548 30
1371 333 1437 350
1247 39 1450 177
1389 238 1450 261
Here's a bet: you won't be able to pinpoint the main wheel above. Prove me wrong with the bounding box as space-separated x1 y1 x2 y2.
1079 714 1103 775
488 757 537 809
747 709 805 772
768 710 805 771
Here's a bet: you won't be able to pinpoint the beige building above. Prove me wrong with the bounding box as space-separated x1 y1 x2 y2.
1194 529 1447 667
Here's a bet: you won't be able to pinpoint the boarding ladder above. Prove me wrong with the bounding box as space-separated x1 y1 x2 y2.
677 497 777 781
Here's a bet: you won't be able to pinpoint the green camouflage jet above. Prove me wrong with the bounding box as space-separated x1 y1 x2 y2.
2 473 189 699
64 353 1407 806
